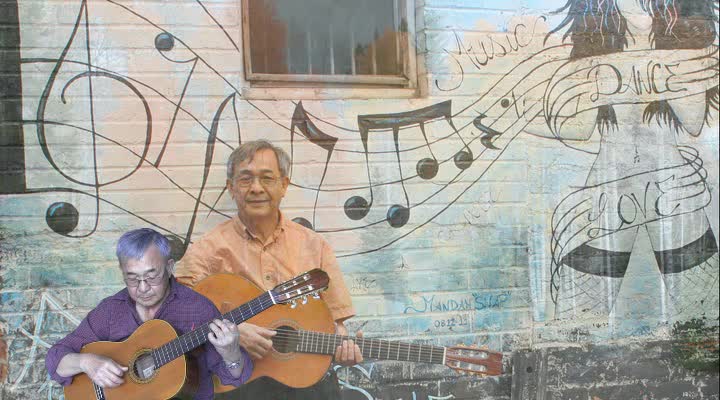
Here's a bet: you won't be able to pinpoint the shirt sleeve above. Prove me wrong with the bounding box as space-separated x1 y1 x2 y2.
45 305 109 386
204 344 253 386
198 300 253 386
319 239 356 322
175 239 216 288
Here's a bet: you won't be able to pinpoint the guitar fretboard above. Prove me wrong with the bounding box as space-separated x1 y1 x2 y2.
152 292 274 367
292 330 446 364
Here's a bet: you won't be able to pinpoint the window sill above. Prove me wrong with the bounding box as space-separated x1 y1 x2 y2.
241 86 420 100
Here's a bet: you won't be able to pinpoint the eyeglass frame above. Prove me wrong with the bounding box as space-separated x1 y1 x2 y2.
123 268 168 288
231 174 281 188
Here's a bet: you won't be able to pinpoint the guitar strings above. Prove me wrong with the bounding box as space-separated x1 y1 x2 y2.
153 293 277 366
267 328 448 363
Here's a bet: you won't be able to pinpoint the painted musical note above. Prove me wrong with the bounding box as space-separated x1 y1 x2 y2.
289 101 339 231
352 101 473 227
153 31 200 167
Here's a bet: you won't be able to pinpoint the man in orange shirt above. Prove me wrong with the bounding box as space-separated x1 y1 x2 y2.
176 139 362 399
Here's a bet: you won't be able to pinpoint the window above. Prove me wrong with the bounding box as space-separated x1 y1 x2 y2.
242 0 417 89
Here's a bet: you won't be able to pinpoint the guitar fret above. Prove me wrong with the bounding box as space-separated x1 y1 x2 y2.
162 344 169 365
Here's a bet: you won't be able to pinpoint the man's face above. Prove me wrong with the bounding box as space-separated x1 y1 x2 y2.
226 148 290 223
121 245 172 309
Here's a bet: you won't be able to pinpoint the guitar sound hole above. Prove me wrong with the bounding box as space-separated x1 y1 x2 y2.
133 353 157 380
273 325 299 354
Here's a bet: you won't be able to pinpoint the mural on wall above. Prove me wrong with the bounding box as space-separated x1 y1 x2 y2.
0 0 718 397
546 0 719 321
6 0 523 259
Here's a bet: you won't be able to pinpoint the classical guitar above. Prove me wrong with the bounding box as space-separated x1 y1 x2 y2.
194 273 503 391
63 269 330 400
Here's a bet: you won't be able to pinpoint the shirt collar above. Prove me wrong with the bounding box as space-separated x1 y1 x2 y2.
233 212 287 243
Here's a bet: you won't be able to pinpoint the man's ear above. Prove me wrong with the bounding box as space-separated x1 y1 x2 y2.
166 259 176 274
280 175 290 197
226 179 234 199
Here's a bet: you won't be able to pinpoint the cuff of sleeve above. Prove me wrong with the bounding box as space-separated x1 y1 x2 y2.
216 349 253 386
45 348 75 387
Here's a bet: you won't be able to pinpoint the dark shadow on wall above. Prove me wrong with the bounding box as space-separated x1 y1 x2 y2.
0 0 24 194
511 333 720 400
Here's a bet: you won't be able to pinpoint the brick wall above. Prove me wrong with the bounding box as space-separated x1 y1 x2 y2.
1 0 718 399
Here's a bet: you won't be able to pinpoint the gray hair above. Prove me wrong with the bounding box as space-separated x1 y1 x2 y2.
116 228 171 266
226 139 291 179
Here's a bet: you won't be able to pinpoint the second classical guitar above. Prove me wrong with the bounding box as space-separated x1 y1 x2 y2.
195 273 503 391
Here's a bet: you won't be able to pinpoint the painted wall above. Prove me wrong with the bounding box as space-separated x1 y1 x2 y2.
1 0 718 399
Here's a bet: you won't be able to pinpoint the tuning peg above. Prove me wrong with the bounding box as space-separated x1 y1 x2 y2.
290 300 297 309
301 296 308 304
312 293 321 299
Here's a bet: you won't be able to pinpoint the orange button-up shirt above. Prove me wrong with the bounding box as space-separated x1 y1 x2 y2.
175 213 355 322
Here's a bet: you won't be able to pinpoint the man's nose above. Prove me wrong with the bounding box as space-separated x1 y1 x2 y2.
137 280 151 292
248 178 265 192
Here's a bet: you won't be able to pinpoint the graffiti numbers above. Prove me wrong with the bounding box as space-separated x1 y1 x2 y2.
434 315 469 329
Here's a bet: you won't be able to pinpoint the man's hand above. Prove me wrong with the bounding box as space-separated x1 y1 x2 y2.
208 319 243 360
334 321 363 366
80 354 127 388
236 322 276 359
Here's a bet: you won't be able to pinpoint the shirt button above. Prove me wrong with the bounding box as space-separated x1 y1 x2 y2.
265 274 272 281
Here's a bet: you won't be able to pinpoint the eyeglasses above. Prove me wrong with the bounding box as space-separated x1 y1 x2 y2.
233 175 280 188
124 271 166 287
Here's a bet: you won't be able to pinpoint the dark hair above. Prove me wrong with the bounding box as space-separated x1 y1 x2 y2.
548 0 718 133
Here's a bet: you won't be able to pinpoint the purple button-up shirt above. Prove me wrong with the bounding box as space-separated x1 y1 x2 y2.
45 276 252 399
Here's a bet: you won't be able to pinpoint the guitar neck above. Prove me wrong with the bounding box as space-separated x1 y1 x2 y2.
152 291 276 368
288 330 446 364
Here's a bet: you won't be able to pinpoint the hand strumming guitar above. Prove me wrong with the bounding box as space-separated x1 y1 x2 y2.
236 322 277 359
56 353 128 388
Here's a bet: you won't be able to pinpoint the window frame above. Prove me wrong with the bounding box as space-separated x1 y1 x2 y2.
240 0 418 90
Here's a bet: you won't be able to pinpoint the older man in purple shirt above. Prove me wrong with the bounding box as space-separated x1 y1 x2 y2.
45 228 252 399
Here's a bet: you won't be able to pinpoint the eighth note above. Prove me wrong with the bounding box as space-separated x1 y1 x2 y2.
290 102 339 230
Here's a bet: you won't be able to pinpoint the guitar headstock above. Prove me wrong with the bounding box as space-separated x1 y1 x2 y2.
445 345 503 376
271 268 329 306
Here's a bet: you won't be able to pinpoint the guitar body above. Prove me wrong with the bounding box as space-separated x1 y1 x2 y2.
63 319 187 400
194 273 335 390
